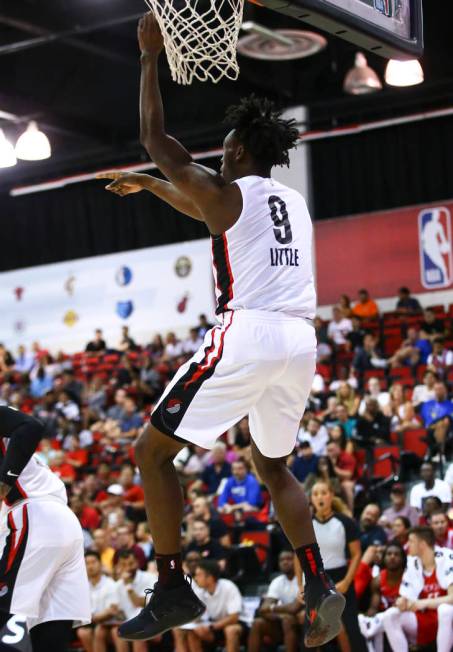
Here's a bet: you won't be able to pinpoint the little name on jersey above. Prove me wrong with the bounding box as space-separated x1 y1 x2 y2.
270 247 300 267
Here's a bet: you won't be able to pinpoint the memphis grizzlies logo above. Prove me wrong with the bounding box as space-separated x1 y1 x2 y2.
116 301 134 319
419 208 453 289
115 266 133 287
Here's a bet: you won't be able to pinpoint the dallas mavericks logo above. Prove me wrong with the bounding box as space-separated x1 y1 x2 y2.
115 266 133 286
418 208 453 289
116 301 134 319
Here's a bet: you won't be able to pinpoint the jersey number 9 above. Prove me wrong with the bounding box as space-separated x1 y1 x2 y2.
268 196 293 245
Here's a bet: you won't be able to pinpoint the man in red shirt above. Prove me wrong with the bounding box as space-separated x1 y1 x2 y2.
382 527 453 652
326 440 356 511
70 495 101 530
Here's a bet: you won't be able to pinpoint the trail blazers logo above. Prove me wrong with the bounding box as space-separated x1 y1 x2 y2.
166 399 182 414
418 207 453 289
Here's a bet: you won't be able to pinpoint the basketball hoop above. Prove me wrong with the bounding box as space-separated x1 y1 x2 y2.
144 0 245 85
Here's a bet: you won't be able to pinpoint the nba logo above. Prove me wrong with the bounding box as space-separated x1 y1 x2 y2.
374 0 392 17
418 207 453 289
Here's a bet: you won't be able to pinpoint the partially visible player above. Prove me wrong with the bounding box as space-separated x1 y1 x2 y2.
358 543 406 652
0 406 90 651
98 11 345 649
382 527 453 652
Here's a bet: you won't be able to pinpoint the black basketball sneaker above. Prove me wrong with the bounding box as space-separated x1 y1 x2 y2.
304 577 346 647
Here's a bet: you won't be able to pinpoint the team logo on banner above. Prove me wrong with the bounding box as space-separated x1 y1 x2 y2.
63 310 79 327
177 294 189 313
418 207 453 289
14 287 24 301
64 274 76 296
115 266 133 286
116 301 134 319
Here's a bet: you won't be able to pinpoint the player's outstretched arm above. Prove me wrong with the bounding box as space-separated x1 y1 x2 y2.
0 407 45 498
137 12 242 234
97 171 204 221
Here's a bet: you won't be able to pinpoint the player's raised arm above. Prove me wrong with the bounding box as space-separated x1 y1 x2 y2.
137 12 242 234
0 407 44 499
96 171 204 221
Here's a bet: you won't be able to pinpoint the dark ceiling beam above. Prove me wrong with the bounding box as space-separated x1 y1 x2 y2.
0 13 143 65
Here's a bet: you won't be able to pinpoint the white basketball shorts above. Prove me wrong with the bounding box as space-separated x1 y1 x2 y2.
0 498 91 629
151 309 316 458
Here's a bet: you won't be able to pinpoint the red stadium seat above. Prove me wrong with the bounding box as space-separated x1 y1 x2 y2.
240 530 270 565
373 446 400 478
363 369 386 381
403 429 428 458
389 367 412 378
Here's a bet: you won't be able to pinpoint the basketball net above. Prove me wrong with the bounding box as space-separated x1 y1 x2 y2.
144 0 245 85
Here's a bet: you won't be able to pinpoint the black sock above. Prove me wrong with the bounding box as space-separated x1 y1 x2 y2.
295 543 329 589
155 552 185 588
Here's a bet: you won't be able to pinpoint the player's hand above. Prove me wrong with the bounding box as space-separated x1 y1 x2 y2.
396 596 409 612
0 482 12 501
138 12 164 55
97 171 145 196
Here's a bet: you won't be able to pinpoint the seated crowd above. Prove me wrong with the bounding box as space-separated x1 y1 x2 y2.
1 292 453 651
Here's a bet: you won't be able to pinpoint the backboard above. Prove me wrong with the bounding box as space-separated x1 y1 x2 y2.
254 0 423 59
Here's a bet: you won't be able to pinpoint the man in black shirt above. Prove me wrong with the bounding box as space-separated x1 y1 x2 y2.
359 504 387 551
185 520 228 570
395 287 422 315
421 308 446 341
85 329 107 354
356 398 390 445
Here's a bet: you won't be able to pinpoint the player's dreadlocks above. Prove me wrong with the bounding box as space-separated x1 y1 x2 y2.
224 95 299 168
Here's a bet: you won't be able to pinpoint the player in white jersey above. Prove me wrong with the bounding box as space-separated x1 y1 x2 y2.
0 406 90 651
97 11 345 648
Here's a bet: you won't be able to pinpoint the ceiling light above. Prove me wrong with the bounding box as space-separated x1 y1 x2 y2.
385 59 424 87
0 129 17 168
343 52 382 95
15 121 51 161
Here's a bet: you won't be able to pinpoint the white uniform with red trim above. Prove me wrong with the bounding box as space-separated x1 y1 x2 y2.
0 439 90 629
151 175 317 457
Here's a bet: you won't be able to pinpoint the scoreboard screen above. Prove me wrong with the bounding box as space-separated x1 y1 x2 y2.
257 0 423 59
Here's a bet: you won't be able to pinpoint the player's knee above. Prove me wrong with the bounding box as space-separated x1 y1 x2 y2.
381 607 399 630
135 424 181 467
438 603 453 621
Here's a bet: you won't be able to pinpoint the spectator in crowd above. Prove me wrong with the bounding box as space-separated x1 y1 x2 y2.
327 306 353 346
421 307 446 341
353 334 387 376
358 376 390 414
65 434 89 473
332 404 357 440
352 289 379 319
356 398 391 445
107 388 128 421
359 504 388 551
113 524 147 570
290 441 319 484
185 496 230 545
389 327 432 367
185 560 244 652
61 368 84 403
304 455 342 497
297 416 329 455
248 551 303 652
358 543 406 652
409 462 452 510
218 459 262 515
346 315 366 351
314 316 332 363
382 527 453 652
92 528 116 574
412 369 437 406
379 484 419 537
119 397 143 441
198 442 231 495
185 519 228 569
30 364 53 398
420 496 444 526
395 287 422 315
183 327 204 355
115 550 158 652
14 344 35 374
391 515 411 547
86 375 107 417
0 342 14 370
391 401 422 434
55 389 80 422
325 440 356 511
163 331 183 359
71 494 101 532
119 464 146 522
85 328 107 354
336 382 360 417
427 336 453 376
197 314 214 338
118 325 137 352
339 294 353 319
52 451 77 485
420 382 453 458
429 510 453 549
308 480 366 651
78 550 120 652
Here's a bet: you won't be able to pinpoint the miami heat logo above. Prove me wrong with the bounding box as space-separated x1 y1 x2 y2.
166 399 182 415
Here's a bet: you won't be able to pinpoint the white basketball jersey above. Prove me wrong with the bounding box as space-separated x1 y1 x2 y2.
0 437 67 513
211 175 316 319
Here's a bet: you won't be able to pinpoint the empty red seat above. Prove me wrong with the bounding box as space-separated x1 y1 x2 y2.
373 446 400 478
403 429 428 458
389 367 412 378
